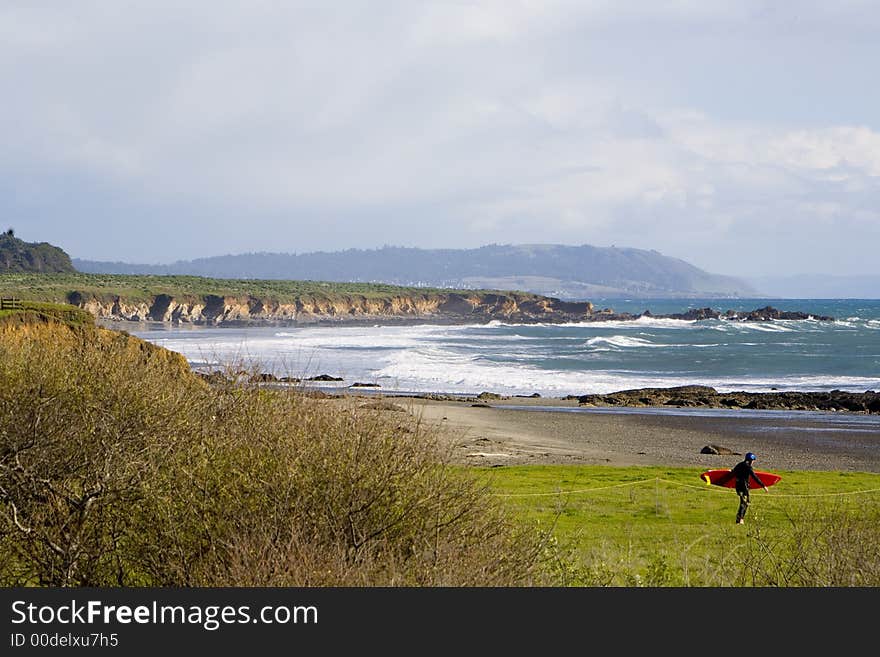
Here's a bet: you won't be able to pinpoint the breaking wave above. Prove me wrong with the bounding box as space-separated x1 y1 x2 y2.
132 298 880 398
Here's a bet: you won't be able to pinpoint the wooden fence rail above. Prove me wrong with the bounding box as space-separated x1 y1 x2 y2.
0 297 23 310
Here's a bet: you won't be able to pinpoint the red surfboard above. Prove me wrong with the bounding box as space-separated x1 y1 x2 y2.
700 469 781 489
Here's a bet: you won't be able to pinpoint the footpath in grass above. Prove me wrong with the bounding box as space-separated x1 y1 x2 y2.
476 465 880 586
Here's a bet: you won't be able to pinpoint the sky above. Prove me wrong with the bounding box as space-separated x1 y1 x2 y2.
2 1 879 277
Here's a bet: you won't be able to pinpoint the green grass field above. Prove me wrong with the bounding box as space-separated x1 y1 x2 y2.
0 272 526 304
476 465 880 586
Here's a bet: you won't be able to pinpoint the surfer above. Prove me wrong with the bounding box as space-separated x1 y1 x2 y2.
732 452 769 524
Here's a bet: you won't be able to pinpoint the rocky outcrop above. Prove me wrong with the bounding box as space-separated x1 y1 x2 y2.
578 386 880 414
594 306 835 322
700 445 739 455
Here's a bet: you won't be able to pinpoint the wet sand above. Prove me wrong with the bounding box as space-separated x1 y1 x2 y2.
403 397 880 473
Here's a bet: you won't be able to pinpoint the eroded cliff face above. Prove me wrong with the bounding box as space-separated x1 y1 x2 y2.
75 292 595 325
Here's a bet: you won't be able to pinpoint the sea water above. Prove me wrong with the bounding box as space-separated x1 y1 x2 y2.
128 298 880 398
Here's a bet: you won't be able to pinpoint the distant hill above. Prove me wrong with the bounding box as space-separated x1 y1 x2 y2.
747 274 880 299
0 231 76 273
74 243 759 299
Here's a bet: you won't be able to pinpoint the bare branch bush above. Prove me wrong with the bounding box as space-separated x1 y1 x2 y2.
0 323 205 585
1 322 554 586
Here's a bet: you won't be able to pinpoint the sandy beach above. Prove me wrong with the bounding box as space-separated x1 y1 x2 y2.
395 396 880 473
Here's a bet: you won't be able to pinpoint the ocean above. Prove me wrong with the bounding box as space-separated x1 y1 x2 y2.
128 298 880 399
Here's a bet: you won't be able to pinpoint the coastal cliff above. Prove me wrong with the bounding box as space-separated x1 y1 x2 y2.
0 273 834 327
75 295 834 327
72 290 596 325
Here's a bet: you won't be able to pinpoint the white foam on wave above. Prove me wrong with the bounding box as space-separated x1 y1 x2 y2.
714 319 837 334
584 335 660 349
564 317 696 330
276 323 541 346
147 335 342 378
726 321 795 333
373 349 698 395
270 325 461 350
133 315 880 398
374 347 880 395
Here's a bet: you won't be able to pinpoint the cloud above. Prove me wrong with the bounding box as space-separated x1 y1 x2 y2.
1 2 879 275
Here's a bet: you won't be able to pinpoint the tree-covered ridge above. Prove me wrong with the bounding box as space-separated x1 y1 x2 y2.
0 230 76 273
73 243 759 299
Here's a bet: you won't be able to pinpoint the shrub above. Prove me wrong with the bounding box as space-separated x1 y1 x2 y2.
719 502 880 587
0 322 551 586
0 322 201 585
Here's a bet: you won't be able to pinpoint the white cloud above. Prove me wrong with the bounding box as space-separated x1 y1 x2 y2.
1 2 879 274
764 127 880 175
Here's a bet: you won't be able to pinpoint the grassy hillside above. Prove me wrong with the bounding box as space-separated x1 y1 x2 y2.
0 272 524 305
0 232 75 273
0 300 94 327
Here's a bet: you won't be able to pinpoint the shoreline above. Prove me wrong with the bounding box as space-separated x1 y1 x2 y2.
398 396 880 473
257 380 880 415
95 301 833 328
109 318 880 473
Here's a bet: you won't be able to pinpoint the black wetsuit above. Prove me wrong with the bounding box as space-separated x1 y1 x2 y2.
732 460 766 522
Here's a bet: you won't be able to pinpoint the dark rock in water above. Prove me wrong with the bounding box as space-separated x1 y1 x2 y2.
639 305 834 323
477 391 503 400
350 382 381 388
560 303 832 325
307 374 344 381
701 445 739 455
515 392 542 398
667 307 721 321
578 386 880 414
722 306 835 322
471 403 492 408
